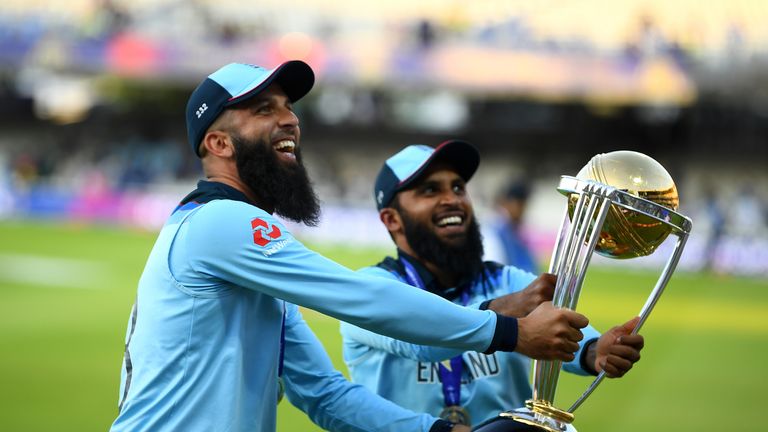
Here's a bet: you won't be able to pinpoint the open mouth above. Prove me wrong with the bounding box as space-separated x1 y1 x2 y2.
436 215 463 227
274 140 296 160
434 213 467 238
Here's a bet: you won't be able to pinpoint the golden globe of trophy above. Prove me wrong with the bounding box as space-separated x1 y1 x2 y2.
473 151 692 432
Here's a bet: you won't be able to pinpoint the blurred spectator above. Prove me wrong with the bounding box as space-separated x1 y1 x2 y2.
484 178 538 274
83 0 131 40
416 19 436 49
729 184 766 239
702 186 726 271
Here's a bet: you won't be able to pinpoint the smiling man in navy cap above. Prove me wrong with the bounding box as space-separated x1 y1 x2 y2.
110 61 592 432
341 142 645 426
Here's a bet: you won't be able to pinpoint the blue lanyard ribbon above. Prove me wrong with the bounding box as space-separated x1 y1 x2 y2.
400 257 468 407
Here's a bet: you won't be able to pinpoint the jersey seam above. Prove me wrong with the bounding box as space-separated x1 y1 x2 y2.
167 204 235 299
166 295 197 423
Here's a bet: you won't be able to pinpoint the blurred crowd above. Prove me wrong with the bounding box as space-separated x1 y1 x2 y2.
1 126 766 277
0 0 766 278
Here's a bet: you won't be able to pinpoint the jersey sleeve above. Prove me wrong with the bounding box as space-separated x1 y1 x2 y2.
282 304 438 432
182 200 502 353
499 265 601 376
340 266 466 362
340 321 464 363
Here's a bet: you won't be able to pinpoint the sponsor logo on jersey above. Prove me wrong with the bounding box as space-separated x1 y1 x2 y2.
416 352 500 384
251 218 282 246
262 239 291 257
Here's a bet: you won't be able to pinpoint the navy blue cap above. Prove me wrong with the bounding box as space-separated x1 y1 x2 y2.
185 60 314 156
374 140 480 210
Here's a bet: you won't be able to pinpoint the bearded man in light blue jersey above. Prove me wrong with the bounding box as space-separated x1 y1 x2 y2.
341 142 645 427
110 61 592 432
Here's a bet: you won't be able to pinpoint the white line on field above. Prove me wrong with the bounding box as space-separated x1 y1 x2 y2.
0 253 111 289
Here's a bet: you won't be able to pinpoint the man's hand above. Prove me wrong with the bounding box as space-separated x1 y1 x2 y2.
515 301 589 361
590 316 645 377
488 273 556 318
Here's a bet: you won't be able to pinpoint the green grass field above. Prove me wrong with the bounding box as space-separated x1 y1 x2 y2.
1 220 766 431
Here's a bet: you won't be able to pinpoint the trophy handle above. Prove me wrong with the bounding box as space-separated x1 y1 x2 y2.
567 229 690 413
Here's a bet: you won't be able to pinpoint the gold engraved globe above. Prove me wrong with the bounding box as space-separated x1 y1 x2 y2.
569 151 679 259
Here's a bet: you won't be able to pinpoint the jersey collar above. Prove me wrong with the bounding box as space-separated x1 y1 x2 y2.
396 249 468 301
175 180 252 212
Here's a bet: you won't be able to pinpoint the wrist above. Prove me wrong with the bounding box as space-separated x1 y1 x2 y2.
580 338 599 375
484 313 518 354
479 299 494 311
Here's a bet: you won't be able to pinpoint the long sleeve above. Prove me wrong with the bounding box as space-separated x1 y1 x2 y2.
337 266 467 362
282 304 438 432
176 200 514 353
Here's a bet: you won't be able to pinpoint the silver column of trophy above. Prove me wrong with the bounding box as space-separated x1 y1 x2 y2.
474 151 692 432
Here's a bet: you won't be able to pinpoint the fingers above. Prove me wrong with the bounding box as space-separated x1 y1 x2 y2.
563 310 589 329
601 356 633 377
601 342 643 377
619 316 641 333
602 352 637 377
516 302 588 361
616 334 644 350
608 344 642 363
526 274 556 307
540 273 557 285
537 273 556 298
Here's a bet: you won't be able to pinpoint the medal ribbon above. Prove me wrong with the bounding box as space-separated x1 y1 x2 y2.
400 257 468 409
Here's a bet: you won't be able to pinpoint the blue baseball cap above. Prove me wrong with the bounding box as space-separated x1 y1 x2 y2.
185 60 315 156
374 140 480 210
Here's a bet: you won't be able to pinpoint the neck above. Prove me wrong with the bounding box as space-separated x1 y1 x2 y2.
399 244 459 288
423 260 459 287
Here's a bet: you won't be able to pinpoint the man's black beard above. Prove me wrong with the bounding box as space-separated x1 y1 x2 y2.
232 134 321 226
399 207 485 285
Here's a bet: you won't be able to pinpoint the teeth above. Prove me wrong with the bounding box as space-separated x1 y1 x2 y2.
274 140 295 152
437 216 462 227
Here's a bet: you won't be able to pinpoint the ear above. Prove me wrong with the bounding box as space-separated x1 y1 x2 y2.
380 208 403 235
201 130 235 158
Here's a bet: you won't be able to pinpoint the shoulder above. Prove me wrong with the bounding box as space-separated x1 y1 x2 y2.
478 260 506 282
190 199 273 225
357 257 403 281
478 261 536 291
183 199 296 256
187 200 288 238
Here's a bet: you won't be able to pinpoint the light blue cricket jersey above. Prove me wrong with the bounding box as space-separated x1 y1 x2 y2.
341 254 601 426
111 181 510 432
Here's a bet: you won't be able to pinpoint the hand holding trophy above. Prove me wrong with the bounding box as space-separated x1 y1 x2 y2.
474 151 692 432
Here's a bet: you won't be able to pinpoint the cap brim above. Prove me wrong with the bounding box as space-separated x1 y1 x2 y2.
226 60 315 106
398 140 480 190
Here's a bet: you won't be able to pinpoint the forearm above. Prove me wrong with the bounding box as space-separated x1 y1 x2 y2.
340 322 466 362
283 315 438 432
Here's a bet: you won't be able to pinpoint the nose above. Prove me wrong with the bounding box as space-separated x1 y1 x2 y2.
438 189 462 206
277 106 299 128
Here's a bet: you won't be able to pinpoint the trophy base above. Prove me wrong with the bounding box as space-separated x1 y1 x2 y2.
471 414 550 431
473 400 576 432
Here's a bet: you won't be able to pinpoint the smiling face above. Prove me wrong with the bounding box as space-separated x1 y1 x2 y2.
385 162 485 284
205 83 320 225
225 83 301 164
396 162 474 246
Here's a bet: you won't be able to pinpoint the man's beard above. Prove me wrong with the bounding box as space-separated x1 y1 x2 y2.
232 134 321 226
399 208 485 285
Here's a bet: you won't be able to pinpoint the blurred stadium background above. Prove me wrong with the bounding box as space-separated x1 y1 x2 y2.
0 0 766 431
